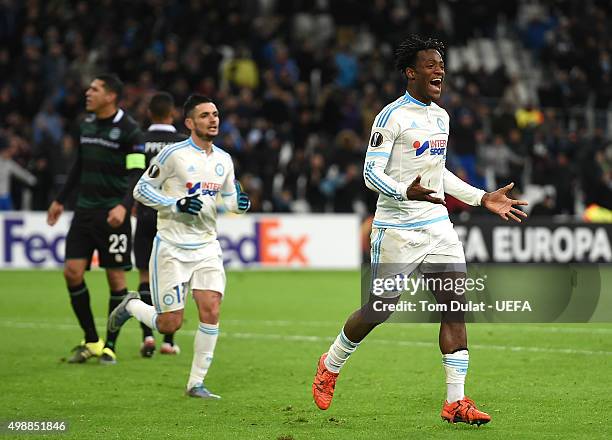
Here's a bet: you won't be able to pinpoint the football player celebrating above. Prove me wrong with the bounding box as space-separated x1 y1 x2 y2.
312 35 527 426
109 94 250 398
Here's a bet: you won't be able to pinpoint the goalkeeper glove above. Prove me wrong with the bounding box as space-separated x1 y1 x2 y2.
176 195 203 215
235 180 251 212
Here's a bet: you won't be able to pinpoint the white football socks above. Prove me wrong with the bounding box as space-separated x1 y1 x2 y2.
187 322 219 390
443 349 469 402
126 299 158 331
324 329 360 373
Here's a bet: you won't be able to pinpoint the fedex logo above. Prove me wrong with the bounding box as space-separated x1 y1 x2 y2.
413 139 447 156
3 217 309 267
3 218 65 266
186 182 221 197
1 214 356 269
219 219 308 266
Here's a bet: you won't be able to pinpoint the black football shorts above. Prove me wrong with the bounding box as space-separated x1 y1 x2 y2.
65 209 133 270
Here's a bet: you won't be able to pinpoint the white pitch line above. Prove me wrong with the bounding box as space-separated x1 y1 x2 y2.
224 320 612 334
27 317 612 334
2 320 612 357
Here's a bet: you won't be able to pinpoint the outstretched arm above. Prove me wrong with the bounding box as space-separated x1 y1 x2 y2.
8 160 36 186
481 182 528 222
443 168 485 206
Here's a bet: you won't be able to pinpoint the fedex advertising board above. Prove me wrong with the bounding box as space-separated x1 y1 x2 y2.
0 212 360 269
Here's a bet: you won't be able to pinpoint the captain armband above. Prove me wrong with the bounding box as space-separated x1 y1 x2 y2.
126 153 146 170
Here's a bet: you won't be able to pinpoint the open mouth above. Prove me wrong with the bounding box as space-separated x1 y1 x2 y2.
430 78 443 88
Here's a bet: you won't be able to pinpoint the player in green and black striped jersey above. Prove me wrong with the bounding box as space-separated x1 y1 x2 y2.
47 73 145 365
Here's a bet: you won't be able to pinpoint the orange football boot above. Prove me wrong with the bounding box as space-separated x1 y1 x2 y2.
441 396 491 426
312 353 339 410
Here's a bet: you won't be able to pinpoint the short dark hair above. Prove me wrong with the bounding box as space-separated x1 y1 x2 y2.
95 73 124 100
149 92 175 120
183 94 214 118
394 35 445 73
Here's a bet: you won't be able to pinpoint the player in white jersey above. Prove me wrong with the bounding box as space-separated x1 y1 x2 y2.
108 94 251 399
312 35 528 425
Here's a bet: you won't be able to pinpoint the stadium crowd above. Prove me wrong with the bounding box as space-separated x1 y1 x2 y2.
0 0 611 217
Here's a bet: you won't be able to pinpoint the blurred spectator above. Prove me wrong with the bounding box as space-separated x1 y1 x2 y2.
222 47 259 90
551 152 576 215
582 148 612 210
450 110 481 186
30 147 53 211
334 42 359 89
515 102 544 130
306 153 328 212
33 100 63 146
530 192 557 216
490 101 518 138
271 44 299 86
333 163 362 213
479 134 524 190
502 74 530 108
0 135 37 210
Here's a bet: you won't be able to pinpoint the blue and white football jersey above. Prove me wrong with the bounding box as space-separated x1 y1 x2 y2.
364 91 485 230
134 137 240 249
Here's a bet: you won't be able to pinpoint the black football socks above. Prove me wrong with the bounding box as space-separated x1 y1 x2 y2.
105 288 128 350
68 282 98 343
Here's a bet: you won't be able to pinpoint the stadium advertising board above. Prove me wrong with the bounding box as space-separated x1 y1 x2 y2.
2 213 610 268
0 212 360 269
454 221 612 263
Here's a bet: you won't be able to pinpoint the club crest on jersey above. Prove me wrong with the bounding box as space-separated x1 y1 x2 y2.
109 127 121 140
413 139 446 156
370 132 383 148
215 163 224 176
437 117 446 132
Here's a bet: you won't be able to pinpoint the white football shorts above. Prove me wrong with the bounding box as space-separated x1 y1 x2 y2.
370 219 466 297
149 236 226 313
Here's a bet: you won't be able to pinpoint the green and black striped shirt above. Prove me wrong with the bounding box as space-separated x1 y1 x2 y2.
57 109 145 210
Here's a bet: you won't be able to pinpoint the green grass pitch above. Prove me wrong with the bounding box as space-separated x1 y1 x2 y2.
1 270 611 439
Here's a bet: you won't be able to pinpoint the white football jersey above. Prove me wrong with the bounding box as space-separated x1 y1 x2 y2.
134 137 241 249
364 91 485 229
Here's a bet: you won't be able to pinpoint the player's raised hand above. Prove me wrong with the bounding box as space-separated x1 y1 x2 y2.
234 180 251 212
481 182 528 222
176 194 203 215
47 200 64 226
406 175 446 205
